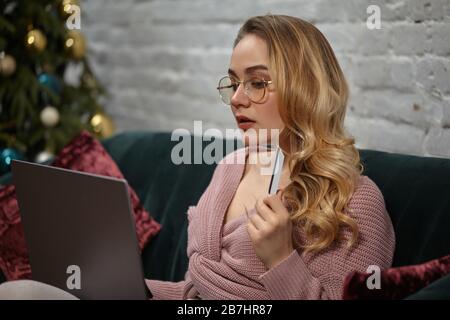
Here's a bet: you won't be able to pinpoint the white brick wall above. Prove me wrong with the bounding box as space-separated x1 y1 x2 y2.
81 0 450 158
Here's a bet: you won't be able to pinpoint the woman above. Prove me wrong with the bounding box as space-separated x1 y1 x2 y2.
0 14 395 300
146 14 395 300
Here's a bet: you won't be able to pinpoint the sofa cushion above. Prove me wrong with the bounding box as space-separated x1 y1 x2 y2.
0 185 31 280
0 131 161 281
406 272 450 300
358 150 450 267
342 253 450 299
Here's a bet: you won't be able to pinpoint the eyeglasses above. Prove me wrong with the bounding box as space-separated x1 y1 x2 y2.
216 75 273 105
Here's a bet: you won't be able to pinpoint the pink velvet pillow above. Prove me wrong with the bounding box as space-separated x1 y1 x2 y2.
342 254 450 299
0 131 161 281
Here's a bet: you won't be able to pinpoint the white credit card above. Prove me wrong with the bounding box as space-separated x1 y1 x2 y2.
268 147 285 195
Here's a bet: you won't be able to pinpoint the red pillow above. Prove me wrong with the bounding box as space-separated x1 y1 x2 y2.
342 254 450 300
0 130 161 281
0 185 30 280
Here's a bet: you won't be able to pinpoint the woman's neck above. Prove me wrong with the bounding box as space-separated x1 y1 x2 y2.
246 147 291 187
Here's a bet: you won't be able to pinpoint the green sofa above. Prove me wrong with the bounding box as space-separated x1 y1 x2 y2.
1 130 450 299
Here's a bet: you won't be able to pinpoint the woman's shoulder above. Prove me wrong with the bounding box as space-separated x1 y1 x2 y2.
208 147 247 177
347 175 392 229
218 147 248 166
346 175 396 262
350 175 386 209
201 147 247 192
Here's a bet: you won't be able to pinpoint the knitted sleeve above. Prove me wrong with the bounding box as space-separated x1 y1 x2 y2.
258 176 396 300
145 272 193 300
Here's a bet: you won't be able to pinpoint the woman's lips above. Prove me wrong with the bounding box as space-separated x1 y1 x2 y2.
235 115 256 130
238 121 255 130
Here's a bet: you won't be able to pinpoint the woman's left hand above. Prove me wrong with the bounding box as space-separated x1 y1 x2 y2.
247 191 294 270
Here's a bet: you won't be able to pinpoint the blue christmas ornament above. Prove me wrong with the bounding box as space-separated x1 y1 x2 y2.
38 73 61 94
0 148 25 175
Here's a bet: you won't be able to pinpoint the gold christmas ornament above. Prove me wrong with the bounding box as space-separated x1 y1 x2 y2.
65 30 86 60
25 29 47 52
0 54 16 77
59 0 79 18
90 112 115 138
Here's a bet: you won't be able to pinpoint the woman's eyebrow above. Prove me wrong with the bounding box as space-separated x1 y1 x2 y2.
228 65 269 77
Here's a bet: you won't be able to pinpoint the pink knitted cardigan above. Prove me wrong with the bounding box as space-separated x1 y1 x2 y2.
146 146 395 300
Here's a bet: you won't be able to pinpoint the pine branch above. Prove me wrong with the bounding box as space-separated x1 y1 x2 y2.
0 16 15 34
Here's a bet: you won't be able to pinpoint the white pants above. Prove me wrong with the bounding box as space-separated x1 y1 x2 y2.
0 280 79 300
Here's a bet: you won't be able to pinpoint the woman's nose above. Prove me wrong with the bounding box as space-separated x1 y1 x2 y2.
230 83 250 108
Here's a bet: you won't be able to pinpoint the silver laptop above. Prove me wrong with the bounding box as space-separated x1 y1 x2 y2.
11 160 152 300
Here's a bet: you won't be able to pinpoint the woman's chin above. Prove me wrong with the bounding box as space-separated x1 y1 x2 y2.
241 127 281 147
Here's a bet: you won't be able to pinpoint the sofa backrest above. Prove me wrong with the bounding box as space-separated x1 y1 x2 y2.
101 131 450 281
356 149 450 267
2 130 449 283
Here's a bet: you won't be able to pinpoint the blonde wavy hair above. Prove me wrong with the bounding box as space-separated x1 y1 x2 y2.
234 15 363 254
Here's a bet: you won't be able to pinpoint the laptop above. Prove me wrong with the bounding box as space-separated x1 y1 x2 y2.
11 160 152 300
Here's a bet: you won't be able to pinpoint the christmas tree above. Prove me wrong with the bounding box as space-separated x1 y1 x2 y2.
0 0 115 175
